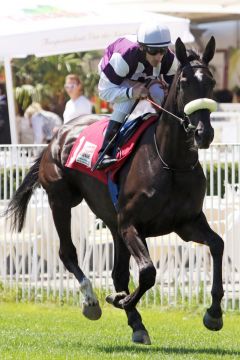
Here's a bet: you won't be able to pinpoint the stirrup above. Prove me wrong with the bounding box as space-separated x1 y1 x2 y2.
96 154 117 170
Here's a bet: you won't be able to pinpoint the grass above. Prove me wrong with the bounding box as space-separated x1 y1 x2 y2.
0 303 239 359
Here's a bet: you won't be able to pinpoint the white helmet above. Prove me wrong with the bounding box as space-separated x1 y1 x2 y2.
137 22 172 47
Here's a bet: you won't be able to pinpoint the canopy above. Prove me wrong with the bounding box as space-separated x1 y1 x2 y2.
103 0 240 23
0 1 194 57
0 1 194 143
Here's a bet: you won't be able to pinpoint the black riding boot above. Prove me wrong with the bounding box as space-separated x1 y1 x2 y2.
96 120 122 170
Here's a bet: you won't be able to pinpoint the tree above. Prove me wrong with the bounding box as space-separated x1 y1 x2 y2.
12 51 102 116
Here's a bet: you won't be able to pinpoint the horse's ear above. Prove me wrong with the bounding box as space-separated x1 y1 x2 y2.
175 37 188 66
202 36 216 65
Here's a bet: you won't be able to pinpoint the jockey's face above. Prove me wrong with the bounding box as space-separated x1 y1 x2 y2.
140 45 167 67
146 52 164 67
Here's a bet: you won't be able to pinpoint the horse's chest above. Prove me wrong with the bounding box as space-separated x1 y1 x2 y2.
166 173 205 212
138 172 206 235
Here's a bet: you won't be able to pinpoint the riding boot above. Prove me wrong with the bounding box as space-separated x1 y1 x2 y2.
96 120 122 170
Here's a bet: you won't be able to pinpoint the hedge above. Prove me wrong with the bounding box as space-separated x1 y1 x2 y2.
0 163 239 200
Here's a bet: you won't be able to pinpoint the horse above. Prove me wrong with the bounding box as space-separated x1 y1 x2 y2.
6 37 224 345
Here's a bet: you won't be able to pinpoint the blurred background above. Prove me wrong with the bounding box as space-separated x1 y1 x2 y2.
0 0 240 143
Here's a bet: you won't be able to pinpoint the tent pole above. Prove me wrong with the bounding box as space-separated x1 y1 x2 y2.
4 56 18 144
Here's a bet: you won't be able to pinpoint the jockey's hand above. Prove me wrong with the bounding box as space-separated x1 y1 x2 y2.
158 77 169 97
132 83 149 100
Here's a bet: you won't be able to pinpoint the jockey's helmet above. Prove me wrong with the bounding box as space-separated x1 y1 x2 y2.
137 22 172 48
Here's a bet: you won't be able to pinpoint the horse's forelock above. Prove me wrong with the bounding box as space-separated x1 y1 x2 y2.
186 49 200 62
166 49 205 109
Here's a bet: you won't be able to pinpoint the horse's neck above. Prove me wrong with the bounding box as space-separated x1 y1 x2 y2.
155 103 198 168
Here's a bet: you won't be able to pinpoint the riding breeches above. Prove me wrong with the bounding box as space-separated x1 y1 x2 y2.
99 79 165 123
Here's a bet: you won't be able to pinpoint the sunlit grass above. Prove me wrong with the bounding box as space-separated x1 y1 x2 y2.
0 303 239 359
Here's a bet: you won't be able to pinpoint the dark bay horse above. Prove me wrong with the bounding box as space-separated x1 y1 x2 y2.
6 37 224 345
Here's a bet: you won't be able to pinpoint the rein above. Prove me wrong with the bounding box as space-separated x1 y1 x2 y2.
148 63 216 172
148 98 198 171
153 132 199 171
147 63 217 134
147 98 194 133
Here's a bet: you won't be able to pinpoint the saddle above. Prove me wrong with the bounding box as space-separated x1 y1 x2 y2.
65 113 158 209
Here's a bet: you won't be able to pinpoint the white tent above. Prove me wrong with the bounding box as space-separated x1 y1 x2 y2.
0 1 194 143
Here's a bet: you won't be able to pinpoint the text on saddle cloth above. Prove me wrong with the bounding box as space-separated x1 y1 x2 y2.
65 114 158 185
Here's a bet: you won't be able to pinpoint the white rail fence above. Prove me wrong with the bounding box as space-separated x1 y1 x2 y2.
0 144 240 310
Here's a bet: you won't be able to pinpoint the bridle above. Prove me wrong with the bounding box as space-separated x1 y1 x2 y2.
150 62 216 172
147 63 216 134
147 97 194 133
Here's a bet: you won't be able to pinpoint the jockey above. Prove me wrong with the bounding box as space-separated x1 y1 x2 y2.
96 21 178 170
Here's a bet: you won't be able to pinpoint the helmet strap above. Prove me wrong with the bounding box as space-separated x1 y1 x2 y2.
139 44 147 59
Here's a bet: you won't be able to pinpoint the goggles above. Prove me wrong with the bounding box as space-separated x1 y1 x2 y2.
145 46 168 56
64 83 77 90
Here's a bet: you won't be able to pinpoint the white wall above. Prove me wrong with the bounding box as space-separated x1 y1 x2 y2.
197 20 240 49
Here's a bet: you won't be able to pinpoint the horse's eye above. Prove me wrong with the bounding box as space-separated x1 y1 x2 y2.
180 77 188 88
212 79 216 88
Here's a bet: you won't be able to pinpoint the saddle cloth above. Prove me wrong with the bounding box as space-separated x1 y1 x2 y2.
65 114 158 185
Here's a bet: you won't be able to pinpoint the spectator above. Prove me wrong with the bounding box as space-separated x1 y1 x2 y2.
213 89 233 103
16 104 34 143
63 74 93 123
24 102 62 144
0 83 11 144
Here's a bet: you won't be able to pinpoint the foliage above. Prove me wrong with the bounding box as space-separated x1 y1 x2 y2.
12 51 102 115
0 167 28 200
205 162 239 198
1 162 239 200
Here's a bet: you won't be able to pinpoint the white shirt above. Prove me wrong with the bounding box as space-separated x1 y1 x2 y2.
31 113 45 144
63 95 92 124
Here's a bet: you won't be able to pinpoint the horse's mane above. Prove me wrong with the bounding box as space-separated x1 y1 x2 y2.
186 49 201 62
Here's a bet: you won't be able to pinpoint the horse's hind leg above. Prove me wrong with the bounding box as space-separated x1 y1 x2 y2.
176 211 224 331
47 181 102 320
107 232 151 344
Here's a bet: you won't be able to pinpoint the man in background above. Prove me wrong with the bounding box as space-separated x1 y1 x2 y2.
63 74 93 124
0 83 11 144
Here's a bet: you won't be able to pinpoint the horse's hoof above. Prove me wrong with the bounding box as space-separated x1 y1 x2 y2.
203 310 223 331
106 291 127 308
132 330 151 345
82 301 102 320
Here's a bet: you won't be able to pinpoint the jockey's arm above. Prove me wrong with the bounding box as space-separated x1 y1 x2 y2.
98 48 144 103
98 74 146 104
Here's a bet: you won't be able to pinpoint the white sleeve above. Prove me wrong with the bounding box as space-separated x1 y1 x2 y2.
31 114 44 144
98 72 131 103
166 56 179 76
63 101 71 123
82 98 93 114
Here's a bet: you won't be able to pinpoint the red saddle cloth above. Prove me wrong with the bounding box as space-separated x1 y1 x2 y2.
65 115 157 184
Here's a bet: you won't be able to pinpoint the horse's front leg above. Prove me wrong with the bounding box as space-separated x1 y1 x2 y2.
176 211 224 331
115 223 156 310
106 233 151 344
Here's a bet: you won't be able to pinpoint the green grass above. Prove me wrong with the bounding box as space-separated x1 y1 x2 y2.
0 303 239 359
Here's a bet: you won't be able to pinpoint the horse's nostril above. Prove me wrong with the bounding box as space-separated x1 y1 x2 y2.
196 127 203 136
195 129 202 141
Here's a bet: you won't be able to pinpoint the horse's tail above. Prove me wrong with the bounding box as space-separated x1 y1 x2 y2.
5 151 44 232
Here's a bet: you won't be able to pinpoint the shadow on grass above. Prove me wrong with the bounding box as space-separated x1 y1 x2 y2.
96 345 240 356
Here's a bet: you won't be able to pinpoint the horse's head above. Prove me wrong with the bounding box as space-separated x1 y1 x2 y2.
174 37 217 149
